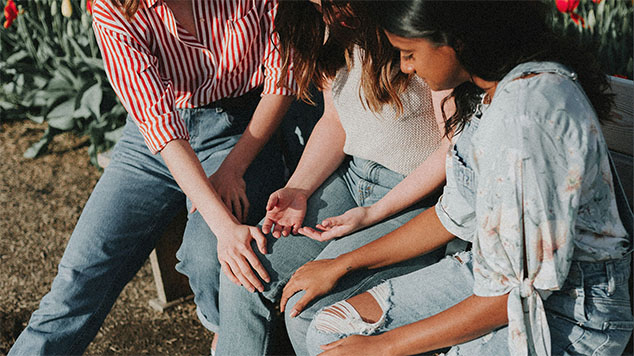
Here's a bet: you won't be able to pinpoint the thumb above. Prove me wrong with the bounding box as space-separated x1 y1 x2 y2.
251 227 268 255
266 193 279 211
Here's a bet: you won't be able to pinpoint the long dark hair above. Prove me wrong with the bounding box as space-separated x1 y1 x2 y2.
275 0 409 113
373 0 613 136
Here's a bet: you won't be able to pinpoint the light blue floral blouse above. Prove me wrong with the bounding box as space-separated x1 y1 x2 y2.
435 61 629 356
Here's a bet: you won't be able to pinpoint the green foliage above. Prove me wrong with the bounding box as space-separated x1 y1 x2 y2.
0 0 125 166
549 0 633 79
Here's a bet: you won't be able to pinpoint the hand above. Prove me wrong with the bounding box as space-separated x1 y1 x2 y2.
261 187 308 238
299 206 375 242
208 164 249 223
280 259 346 317
217 224 270 293
320 334 391 356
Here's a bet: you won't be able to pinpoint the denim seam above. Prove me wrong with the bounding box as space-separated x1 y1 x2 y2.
591 330 611 356
67 188 184 355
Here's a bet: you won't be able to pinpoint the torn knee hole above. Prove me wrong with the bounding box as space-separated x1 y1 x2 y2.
313 283 391 335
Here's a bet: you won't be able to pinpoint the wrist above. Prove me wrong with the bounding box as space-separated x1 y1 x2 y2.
282 182 311 198
364 205 385 226
332 254 357 277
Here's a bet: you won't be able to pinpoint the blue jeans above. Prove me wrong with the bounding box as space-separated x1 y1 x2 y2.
216 157 444 356
8 103 285 355
306 251 634 356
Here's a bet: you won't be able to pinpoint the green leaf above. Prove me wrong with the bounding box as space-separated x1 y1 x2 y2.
81 82 102 118
104 126 124 143
23 128 56 159
4 50 29 66
46 99 76 130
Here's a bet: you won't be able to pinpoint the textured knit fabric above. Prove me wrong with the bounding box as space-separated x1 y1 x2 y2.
332 47 441 175
92 0 297 153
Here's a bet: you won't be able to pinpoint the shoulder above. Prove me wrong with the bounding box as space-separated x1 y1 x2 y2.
92 0 148 36
485 62 596 147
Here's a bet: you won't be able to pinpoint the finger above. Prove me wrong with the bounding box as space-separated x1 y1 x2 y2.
280 280 299 313
220 261 241 286
189 204 197 214
231 195 243 223
235 256 264 292
292 222 301 235
245 250 270 285
240 192 250 224
251 227 268 257
272 222 284 239
321 215 343 228
266 193 279 211
289 291 317 318
229 258 257 292
315 224 332 231
261 217 274 234
298 227 326 241
281 225 292 237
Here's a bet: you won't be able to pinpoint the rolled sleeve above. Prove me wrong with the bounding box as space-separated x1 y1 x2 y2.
92 2 188 153
434 146 475 241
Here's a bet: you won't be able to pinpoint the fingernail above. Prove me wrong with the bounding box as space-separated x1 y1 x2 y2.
249 288 255 293
290 310 298 318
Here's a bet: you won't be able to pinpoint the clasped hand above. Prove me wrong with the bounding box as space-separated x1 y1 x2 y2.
217 223 270 293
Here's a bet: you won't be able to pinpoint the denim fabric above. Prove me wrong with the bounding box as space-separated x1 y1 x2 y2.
306 252 633 356
216 157 443 356
8 103 285 356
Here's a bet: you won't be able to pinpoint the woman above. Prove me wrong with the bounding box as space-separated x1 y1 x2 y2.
214 1 455 355
281 1 633 355
8 0 296 354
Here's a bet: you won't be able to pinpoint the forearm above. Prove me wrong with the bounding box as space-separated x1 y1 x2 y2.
367 138 450 225
219 94 294 176
384 294 508 356
334 207 455 273
285 88 346 196
160 139 238 236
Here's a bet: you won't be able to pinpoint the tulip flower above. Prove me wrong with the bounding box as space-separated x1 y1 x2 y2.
86 0 92 14
61 0 72 17
555 0 585 27
3 0 18 28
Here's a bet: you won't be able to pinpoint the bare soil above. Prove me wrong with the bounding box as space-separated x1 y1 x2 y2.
0 119 212 355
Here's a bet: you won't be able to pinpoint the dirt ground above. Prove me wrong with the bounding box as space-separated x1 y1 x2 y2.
0 119 213 355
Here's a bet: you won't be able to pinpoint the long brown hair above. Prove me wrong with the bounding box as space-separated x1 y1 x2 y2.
109 0 141 20
275 0 408 113
374 0 613 136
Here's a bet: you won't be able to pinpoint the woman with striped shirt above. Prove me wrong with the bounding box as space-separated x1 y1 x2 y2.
9 0 298 354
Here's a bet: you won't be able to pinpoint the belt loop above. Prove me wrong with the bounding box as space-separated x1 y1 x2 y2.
573 261 588 323
606 261 616 296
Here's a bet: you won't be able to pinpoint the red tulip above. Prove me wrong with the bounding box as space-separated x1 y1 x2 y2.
556 0 580 13
3 0 18 28
86 0 93 14
555 0 585 27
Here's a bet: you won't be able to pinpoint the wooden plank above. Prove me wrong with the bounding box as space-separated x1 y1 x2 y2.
602 77 633 156
148 210 193 312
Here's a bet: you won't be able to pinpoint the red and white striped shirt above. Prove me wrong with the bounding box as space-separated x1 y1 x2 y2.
92 0 296 153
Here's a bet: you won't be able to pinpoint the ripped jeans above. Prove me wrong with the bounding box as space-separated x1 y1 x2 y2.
306 251 634 356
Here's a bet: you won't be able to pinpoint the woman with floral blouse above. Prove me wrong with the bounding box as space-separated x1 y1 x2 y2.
279 1 633 355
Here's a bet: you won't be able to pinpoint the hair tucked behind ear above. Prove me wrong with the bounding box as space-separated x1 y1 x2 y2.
373 0 613 136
